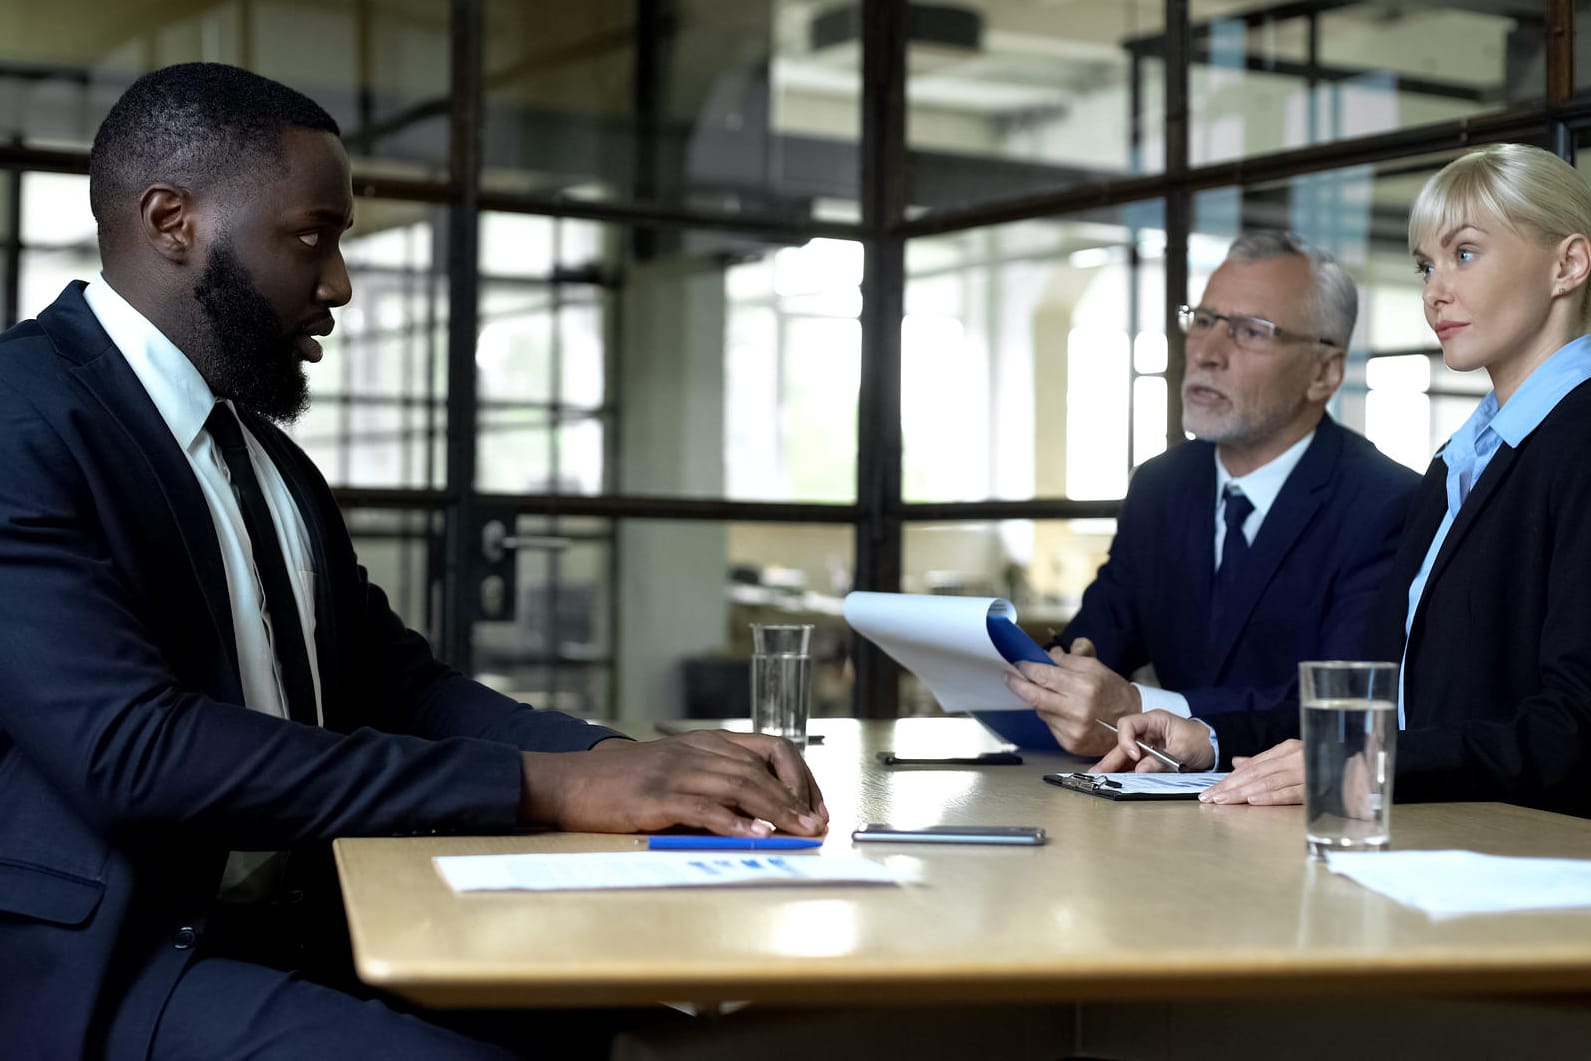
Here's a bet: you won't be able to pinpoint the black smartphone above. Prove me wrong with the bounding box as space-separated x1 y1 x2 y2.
851 824 1046 846
874 751 1023 766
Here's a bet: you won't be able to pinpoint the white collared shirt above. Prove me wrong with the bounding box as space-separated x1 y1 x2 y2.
83 277 323 724
1135 428 1316 719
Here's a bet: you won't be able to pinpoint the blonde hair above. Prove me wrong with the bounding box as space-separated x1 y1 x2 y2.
1408 143 1591 256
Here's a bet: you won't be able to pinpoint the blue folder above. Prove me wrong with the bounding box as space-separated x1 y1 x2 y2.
975 617 1062 751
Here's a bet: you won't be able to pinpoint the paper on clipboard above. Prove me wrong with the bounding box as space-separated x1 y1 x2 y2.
1046 771 1227 801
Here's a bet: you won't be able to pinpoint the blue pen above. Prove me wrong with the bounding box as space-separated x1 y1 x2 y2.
646 836 822 851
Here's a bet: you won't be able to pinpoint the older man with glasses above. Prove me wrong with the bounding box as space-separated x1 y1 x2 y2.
1005 230 1421 757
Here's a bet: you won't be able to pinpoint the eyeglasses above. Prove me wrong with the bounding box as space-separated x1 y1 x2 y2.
1177 305 1340 352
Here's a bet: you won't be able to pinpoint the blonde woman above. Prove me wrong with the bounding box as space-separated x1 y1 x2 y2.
1100 143 1591 818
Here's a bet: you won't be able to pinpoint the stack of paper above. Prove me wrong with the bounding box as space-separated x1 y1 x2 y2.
1325 849 1591 918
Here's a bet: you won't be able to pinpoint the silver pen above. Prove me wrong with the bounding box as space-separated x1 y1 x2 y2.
1095 718 1183 772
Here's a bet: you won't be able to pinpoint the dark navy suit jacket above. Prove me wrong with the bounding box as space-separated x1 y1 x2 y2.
0 284 620 1059
1211 379 1591 818
1059 414 1419 722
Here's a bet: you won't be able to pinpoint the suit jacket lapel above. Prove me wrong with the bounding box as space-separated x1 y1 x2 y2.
1372 457 1447 661
1204 418 1337 682
1423 442 1522 595
37 284 243 701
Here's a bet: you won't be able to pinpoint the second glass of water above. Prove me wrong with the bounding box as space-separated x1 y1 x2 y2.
750 624 813 747
1299 660 1399 859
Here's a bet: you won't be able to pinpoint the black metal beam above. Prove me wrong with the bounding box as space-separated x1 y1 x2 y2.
469 494 859 523
327 489 1132 526
897 499 1122 522
1548 0 1574 107
899 103 1591 238
1165 0 1191 453
441 0 485 668
477 186 864 241
853 0 908 720
3 166 20 329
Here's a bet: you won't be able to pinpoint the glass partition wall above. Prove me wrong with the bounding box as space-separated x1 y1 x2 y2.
1 0 1582 721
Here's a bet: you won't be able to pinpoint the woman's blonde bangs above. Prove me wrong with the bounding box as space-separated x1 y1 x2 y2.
1409 144 1591 255
1408 155 1514 255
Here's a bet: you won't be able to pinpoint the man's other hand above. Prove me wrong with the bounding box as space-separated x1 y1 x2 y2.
1002 637 1141 755
1093 710 1217 773
518 731 828 837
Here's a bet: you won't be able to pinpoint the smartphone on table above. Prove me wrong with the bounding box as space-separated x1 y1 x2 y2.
850 824 1046 846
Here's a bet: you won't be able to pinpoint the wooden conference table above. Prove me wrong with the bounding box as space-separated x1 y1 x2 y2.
333 717 1591 1011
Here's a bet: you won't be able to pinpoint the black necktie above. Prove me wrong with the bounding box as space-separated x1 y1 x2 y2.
206 403 319 727
1215 485 1255 590
1210 485 1256 635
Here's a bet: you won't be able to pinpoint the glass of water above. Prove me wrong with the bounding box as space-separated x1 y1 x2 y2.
1299 661 1399 859
750 624 813 747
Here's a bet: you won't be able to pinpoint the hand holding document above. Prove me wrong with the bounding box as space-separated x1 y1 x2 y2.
842 591 1043 712
843 591 1065 747
434 851 910 893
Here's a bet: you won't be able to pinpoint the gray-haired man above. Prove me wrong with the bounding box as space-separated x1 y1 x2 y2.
1006 231 1421 756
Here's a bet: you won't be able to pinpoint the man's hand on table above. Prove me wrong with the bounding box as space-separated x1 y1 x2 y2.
1003 637 1141 756
518 731 829 837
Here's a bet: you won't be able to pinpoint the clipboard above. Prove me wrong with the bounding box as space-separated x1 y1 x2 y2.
1043 771 1226 801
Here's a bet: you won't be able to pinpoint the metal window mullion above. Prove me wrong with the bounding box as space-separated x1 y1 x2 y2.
1165 0 1191 453
441 0 485 668
854 0 908 720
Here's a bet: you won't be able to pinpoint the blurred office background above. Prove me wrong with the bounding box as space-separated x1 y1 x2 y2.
0 0 1581 721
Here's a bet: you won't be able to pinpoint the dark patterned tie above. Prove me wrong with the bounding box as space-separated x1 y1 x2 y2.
1210 485 1255 630
205 403 319 727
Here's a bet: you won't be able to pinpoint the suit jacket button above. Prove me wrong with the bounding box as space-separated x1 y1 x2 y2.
173 926 198 950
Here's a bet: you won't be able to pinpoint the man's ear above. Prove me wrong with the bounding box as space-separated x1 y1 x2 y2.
138 184 197 262
1307 348 1346 403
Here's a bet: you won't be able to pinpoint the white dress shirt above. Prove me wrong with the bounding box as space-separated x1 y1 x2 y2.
1135 429 1315 718
83 277 323 724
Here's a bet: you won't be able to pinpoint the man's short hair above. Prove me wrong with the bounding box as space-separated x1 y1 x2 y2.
1226 230 1358 349
89 63 339 245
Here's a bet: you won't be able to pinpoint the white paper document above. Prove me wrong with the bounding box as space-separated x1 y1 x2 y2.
1096 772 1226 794
842 591 1033 711
1325 849 1591 918
434 852 909 893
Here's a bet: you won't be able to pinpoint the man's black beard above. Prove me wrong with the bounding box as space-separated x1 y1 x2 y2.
191 238 310 425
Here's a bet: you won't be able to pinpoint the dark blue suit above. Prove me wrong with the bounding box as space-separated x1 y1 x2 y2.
0 284 620 1059
1059 414 1419 720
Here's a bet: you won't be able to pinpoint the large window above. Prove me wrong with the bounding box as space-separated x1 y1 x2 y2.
904 1 1167 211
0 1 451 179
3 2 1584 720
903 207 1167 504
299 199 450 489
1186 1 1546 165
481 0 861 221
